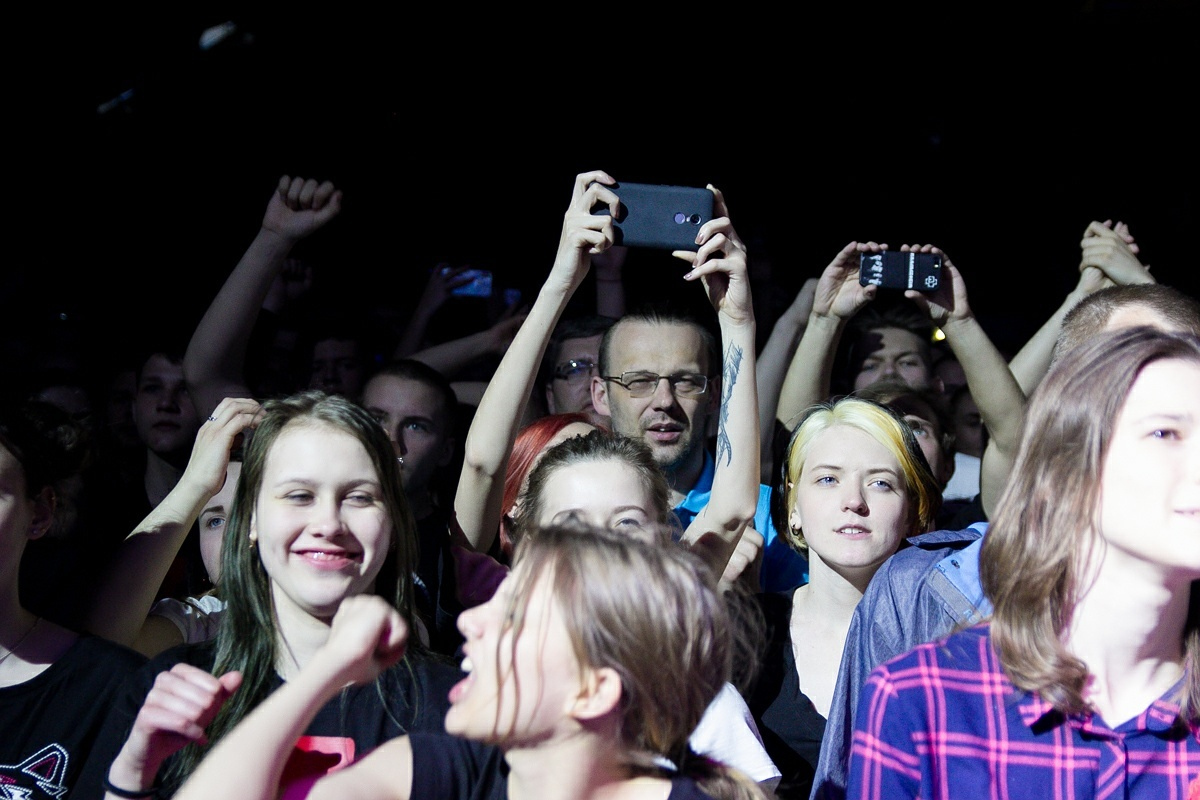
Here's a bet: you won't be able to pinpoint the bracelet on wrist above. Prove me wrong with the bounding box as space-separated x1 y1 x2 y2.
103 775 159 799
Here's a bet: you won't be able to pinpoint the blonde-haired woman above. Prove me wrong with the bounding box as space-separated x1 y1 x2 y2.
747 397 940 798
170 523 766 800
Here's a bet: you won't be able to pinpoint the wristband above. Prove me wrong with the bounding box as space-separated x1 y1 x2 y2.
102 775 159 799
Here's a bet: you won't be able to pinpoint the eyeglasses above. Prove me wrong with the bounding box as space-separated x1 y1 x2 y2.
601 372 709 398
553 359 598 382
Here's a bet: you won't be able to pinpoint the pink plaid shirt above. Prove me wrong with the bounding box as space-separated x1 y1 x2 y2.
849 624 1200 799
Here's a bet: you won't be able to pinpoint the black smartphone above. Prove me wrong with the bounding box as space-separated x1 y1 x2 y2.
591 182 714 251
859 251 943 292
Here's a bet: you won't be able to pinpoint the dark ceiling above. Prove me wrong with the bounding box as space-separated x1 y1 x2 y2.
5 5 1197 365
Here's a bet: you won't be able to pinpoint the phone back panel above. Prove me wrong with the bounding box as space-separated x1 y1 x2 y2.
596 183 714 251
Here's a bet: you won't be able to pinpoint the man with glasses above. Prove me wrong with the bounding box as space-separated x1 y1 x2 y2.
541 315 615 426
592 309 808 591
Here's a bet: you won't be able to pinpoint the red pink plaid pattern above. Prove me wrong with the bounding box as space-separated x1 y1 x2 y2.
848 624 1200 799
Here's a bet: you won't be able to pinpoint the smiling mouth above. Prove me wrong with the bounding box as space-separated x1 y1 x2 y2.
296 550 361 570
835 525 871 539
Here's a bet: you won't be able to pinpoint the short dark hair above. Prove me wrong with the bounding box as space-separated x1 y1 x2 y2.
538 315 617 389
856 379 956 460
598 307 718 378
1053 284 1200 363
364 359 458 424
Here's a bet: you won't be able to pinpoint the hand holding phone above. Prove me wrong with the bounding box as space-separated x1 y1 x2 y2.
590 182 714 251
859 251 942 293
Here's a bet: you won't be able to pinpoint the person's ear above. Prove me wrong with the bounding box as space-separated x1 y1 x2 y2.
545 384 558 415
788 503 802 535
571 666 622 721
591 376 612 418
28 486 56 540
249 511 258 546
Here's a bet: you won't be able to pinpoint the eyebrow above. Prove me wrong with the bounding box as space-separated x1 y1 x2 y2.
810 464 901 476
201 503 227 516
1133 412 1194 424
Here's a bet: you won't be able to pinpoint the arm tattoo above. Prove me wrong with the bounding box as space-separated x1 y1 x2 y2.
715 342 743 467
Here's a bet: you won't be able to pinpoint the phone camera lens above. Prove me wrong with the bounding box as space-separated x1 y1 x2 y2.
687 214 701 225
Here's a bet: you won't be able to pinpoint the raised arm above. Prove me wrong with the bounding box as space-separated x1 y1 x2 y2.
393 265 476 359
408 302 527 378
756 278 816 481
184 176 342 417
776 243 882 429
84 398 260 652
902 247 1024 517
453 171 617 552
1008 220 1146 393
675 187 759 575
171 596 409 800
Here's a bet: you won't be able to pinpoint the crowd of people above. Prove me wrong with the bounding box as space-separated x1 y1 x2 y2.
2 170 1198 800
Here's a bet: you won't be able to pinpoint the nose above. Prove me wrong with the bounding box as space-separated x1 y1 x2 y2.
457 600 484 638
842 484 868 515
308 496 347 538
878 360 899 379
649 376 677 408
158 387 181 412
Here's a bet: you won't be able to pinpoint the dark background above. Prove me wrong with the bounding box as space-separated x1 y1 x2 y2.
4 4 1197 369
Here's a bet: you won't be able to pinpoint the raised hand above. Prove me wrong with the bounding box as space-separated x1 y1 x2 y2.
812 242 884 321
420 264 478 311
261 175 343 242
311 595 408 689
676 185 753 327
900 245 970 325
1080 220 1153 285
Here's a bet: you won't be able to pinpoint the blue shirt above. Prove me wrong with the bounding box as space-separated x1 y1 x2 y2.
672 452 808 592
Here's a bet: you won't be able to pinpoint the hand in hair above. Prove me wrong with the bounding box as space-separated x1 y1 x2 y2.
676 186 754 328
310 595 409 689
261 175 344 242
108 663 243 794
1080 220 1154 286
175 397 262 502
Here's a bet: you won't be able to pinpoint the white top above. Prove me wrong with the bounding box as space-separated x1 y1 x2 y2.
149 594 226 644
690 682 782 789
942 452 981 501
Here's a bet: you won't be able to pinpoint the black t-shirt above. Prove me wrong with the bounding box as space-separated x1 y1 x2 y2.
407 733 717 800
0 634 145 800
77 640 461 800
745 591 826 800
412 508 465 656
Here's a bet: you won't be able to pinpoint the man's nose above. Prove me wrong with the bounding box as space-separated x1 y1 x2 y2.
650 376 677 407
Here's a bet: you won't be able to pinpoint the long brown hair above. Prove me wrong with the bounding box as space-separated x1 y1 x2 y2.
170 391 419 785
982 327 1200 717
505 523 765 800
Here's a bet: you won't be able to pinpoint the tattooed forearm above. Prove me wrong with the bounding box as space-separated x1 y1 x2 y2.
715 342 743 467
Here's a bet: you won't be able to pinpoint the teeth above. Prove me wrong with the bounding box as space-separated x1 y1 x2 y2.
461 656 473 674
